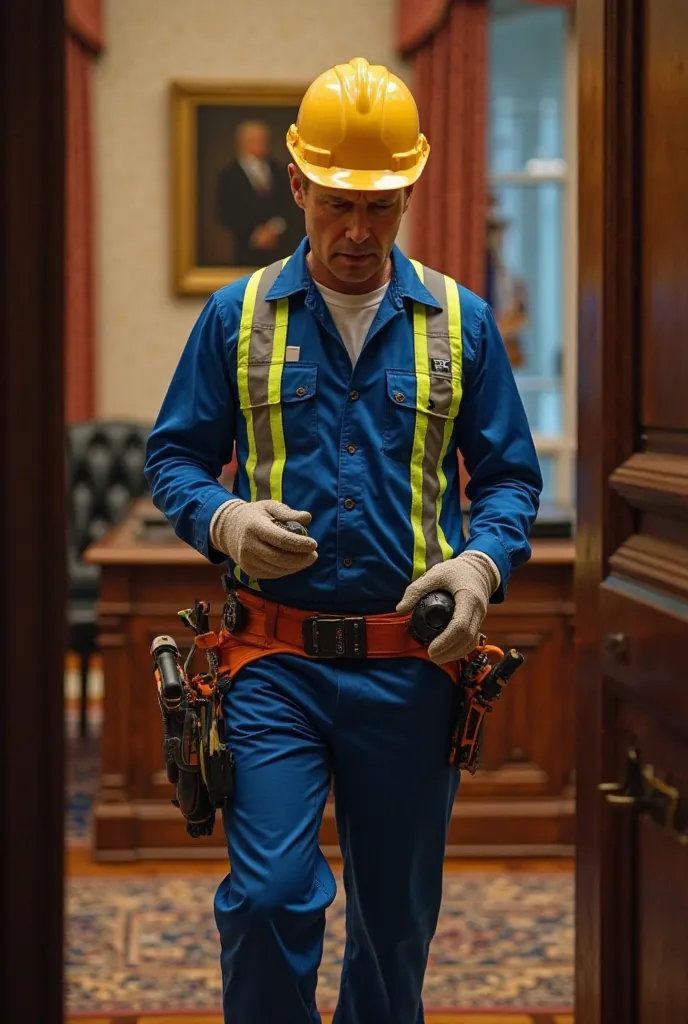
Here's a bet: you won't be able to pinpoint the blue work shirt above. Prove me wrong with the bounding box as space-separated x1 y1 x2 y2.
145 238 542 614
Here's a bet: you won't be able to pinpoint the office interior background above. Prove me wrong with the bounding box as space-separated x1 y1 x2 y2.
61 0 579 1020
28 0 688 1020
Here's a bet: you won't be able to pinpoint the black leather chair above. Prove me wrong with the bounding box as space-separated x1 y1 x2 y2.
67 420 152 736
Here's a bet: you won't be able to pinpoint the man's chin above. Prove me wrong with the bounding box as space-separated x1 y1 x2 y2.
329 254 382 282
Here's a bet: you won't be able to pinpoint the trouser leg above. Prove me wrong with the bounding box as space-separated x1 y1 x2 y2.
331 657 459 1024
214 654 336 1024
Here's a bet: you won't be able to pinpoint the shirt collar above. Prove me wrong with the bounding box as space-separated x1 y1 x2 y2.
264 237 443 311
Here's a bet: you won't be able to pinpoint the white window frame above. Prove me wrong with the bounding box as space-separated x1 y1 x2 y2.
488 6 578 508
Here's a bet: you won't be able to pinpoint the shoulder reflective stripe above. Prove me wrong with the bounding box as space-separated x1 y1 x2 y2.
409 264 463 578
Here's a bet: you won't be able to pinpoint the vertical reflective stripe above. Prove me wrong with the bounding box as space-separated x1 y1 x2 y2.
237 259 289 504
408 262 463 577
246 260 284 501
436 276 463 559
237 268 264 503
236 258 290 588
268 295 290 502
410 297 430 579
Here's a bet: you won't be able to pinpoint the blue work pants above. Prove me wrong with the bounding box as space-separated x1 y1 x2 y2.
214 653 459 1023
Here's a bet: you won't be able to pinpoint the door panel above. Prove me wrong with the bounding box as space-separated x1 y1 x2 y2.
641 0 688 428
577 0 688 1021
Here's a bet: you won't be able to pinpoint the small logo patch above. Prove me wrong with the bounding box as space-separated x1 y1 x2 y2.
431 357 451 375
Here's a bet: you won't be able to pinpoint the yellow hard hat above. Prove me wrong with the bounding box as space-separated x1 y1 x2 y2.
286 57 430 191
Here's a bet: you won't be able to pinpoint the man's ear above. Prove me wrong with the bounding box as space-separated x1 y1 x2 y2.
288 163 307 210
403 185 414 213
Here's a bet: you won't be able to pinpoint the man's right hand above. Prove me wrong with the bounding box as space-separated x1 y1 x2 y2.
210 499 317 579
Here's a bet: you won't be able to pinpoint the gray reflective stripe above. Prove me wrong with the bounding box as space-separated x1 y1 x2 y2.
243 259 284 501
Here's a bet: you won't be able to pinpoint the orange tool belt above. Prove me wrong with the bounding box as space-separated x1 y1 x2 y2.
195 588 460 684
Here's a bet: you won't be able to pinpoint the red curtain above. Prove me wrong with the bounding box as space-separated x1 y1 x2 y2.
397 0 488 297
65 0 103 424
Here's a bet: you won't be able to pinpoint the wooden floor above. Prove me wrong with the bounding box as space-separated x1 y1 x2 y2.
69 1015 574 1023
66 850 574 1024
66 845 574 878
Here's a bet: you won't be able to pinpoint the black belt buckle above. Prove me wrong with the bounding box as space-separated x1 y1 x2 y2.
302 616 367 658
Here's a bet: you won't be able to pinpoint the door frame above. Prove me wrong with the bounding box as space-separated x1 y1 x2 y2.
575 0 644 1021
0 0 66 1018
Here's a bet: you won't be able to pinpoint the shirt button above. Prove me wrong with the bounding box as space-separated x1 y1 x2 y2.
346 444 357 454
349 389 359 402
393 391 405 403
295 386 307 397
343 556 353 568
343 498 355 510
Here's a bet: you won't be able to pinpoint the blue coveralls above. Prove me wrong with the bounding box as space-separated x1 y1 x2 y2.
145 238 542 1023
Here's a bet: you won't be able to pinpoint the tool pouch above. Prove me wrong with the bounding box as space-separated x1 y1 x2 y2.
448 687 487 774
157 696 218 837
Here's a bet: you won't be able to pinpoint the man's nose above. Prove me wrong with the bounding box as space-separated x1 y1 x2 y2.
345 207 371 245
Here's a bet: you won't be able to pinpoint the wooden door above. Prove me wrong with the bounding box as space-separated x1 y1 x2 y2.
576 1 688 1022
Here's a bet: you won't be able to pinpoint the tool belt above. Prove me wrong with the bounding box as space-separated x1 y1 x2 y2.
150 581 526 839
214 581 461 684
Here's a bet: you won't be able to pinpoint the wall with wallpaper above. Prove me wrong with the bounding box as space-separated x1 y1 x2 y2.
94 0 410 421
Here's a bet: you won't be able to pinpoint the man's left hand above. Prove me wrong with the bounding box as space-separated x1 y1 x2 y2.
396 551 501 664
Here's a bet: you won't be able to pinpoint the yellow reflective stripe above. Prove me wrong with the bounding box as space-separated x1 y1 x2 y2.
237 267 265 503
267 295 290 502
435 276 463 560
410 296 430 580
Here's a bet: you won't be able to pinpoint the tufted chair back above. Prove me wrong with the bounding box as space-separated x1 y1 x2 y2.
66 420 152 599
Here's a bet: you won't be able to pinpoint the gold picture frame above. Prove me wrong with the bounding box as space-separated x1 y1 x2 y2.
171 81 307 296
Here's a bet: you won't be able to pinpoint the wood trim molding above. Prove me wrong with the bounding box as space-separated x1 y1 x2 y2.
643 428 688 457
610 451 688 518
609 532 688 599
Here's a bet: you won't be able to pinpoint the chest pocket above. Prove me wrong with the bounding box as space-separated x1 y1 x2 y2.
238 361 319 457
382 368 456 465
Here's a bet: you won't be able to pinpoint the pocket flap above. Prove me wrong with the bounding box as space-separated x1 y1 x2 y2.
239 362 318 409
280 363 318 404
385 369 453 419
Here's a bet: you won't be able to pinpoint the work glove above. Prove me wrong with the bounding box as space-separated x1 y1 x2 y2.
396 551 501 665
209 499 318 580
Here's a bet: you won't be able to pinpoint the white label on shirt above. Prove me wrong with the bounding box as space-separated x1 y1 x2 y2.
285 346 300 362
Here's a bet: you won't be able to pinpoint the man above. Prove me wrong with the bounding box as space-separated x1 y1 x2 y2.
217 119 303 266
146 57 542 1024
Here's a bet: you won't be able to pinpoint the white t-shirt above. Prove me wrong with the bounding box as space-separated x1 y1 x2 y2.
315 281 389 366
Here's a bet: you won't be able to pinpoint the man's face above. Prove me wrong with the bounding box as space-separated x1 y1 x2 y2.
239 124 270 159
289 166 411 291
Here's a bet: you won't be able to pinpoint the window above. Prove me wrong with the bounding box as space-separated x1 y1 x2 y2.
488 0 577 508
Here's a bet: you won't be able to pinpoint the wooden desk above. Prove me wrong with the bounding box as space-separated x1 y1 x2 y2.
86 499 575 860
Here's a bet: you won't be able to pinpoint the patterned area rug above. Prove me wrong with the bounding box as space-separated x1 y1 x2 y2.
66 737 100 846
66 871 574 1014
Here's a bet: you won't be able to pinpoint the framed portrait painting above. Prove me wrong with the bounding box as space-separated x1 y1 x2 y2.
171 81 307 296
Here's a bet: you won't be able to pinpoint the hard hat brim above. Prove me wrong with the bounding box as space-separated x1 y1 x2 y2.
286 144 429 192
